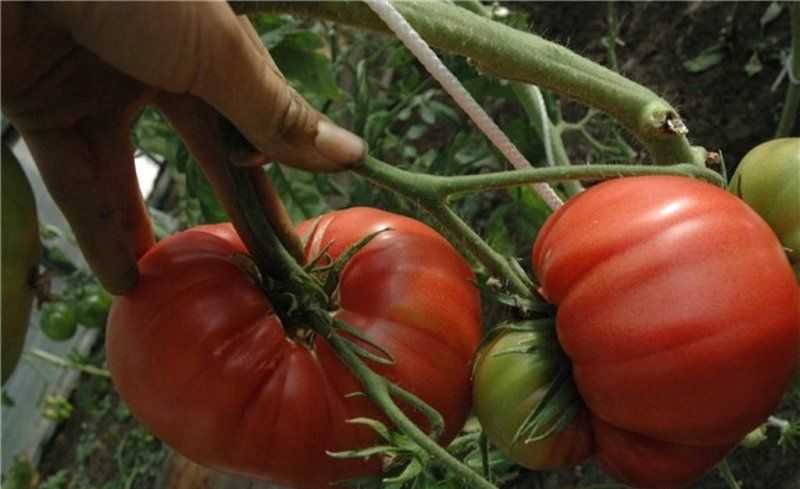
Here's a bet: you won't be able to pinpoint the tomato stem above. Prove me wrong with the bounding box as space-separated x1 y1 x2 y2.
429 202 536 299
224 164 312 284
354 155 723 298
316 320 502 489
236 1 707 166
511 83 584 197
217 116 305 266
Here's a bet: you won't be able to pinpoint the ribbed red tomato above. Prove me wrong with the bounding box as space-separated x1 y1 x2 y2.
532 176 799 488
107 207 482 489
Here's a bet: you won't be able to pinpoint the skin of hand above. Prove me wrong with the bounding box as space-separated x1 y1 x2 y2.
1 1 365 294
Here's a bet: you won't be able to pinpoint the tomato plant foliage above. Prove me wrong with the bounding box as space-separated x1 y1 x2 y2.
531 176 800 488
106 208 482 489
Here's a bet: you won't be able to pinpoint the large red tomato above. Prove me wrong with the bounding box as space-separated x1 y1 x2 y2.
532 176 799 488
107 207 482 489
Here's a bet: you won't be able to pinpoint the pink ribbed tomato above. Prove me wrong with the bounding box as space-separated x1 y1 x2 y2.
532 176 799 488
107 207 482 489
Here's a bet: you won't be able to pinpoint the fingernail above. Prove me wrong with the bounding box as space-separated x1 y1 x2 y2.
314 120 366 167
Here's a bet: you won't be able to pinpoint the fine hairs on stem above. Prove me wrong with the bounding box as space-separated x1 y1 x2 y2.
362 0 565 211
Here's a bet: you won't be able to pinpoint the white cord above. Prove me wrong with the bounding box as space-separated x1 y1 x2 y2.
363 0 564 210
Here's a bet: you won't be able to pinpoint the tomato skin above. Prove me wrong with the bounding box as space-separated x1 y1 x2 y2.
41 302 78 341
472 329 593 469
592 418 733 489
729 138 800 266
1 144 39 383
107 207 481 489
76 286 113 328
532 176 799 487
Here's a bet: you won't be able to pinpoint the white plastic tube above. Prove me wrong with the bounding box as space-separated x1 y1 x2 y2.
363 0 564 210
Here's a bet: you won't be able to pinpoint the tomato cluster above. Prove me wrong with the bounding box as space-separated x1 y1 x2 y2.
105 142 799 489
106 208 482 489
475 175 799 489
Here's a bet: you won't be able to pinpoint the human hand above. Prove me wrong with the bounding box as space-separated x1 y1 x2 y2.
1 1 365 294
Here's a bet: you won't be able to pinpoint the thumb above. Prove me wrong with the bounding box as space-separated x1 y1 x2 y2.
191 15 366 172
37 2 365 172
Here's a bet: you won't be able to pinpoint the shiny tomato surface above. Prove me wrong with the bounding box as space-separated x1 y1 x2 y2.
107 207 482 489
532 176 799 488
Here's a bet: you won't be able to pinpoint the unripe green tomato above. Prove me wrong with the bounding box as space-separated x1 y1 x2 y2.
41 302 78 341
472 328 592 470
76 286 112 328
1 144 40 384
729 138 800 268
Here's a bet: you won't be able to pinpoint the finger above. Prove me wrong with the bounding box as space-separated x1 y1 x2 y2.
192 13 366 171
19 122 154 295
155 93 304 260
37 2 365 171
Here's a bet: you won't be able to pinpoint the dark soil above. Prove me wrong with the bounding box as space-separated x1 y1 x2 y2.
518 1 796 173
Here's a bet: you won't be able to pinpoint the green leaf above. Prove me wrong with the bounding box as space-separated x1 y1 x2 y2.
428 100 459 122
132 108 180 163
3 456 37 489
364 110 393 147
346 417 392 441
760 2 784 28
419 105 436 125
271 44 341 101
683 45 725 73
267 164 329 222
254 14 300 49
185 162 227 224
406 124 428 141
383 459 423 484
744 52 763 77
326 445 400 459
149 208 179 241
283 30 325 51
485 204 515 256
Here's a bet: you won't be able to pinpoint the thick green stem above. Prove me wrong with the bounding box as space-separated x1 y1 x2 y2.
357 156 722 198
510 83 583 197
435 163 723 194
776 1 800 138
354 156 536 298
226 165 312 284
320 328 500 489
457 0 582 197
216 116 310 280
431 203 534 298
235 1 705 166
355 155 722 296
